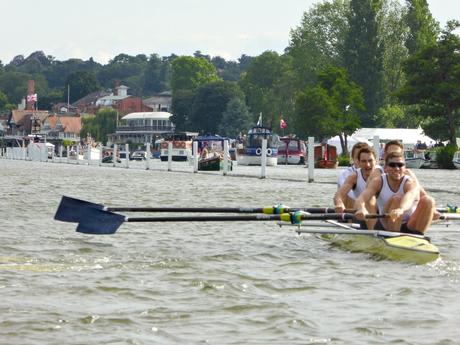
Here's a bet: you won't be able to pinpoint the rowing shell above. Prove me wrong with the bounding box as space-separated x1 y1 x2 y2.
293 221 439 264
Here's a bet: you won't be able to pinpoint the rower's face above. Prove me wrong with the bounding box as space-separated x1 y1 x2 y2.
386 157 406 179
359 152 376 171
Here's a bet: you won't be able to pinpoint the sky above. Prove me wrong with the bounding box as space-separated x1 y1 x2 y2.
1 0 458 65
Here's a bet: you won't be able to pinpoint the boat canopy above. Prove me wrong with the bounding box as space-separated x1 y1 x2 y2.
245 126 279 147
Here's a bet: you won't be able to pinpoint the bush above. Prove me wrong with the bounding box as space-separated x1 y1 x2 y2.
436 144 457 169
338 154 351 166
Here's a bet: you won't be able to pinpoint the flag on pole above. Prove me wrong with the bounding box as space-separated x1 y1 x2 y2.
256 113 262 126
280 118 287 129
27 93 37 102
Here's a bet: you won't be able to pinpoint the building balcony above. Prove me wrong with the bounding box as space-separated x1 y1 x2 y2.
115 125 175 133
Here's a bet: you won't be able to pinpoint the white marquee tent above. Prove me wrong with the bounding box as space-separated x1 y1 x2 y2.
327 135 373 156
352 127 435 148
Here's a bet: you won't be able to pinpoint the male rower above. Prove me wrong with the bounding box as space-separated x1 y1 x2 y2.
334 147 377 228
355 151 435 234
369 140 440 220
336 142 371 210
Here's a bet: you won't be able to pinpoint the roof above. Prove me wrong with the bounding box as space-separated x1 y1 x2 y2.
46 115 82 134
95 94 130 106
121 111 172 120
352 127 435 146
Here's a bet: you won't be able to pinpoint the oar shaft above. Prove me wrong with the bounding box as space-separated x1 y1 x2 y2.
107 206 342 214
108 207 266 213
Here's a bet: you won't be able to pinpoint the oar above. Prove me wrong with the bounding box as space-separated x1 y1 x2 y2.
54 195 350 222
73 208 385 235
439 214 460 221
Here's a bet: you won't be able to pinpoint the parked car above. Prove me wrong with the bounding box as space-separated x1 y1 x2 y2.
130 150 147 161
118 151 129 161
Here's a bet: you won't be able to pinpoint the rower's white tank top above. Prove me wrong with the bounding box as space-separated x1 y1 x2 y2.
352 168 367 198
377 174 415 222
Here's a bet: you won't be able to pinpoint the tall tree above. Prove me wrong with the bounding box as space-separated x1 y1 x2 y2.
397 21 460 144
65 71 101 103
143 53 169 94
294 66 364 154
287 0 350 89
344 0 384 125
405 0 439 55
170 56 220 94
239 51 289 128
80 108 118 144
189 81 244 134
218 98 253 137
170 56 220 130
379 0 409 104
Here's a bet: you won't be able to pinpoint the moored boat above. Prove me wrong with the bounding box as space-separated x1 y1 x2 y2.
314 143 338 168
277 136 306 165
421 150 439 169
159 132 196 161
404 149 427 169
194 135 233 171
236 126 279 166
453 151 460 169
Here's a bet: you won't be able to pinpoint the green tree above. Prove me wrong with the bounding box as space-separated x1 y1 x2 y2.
397 21 460 144
97 54 148 91
287 0 350 89
379 0 410 104
170 89 195 131
294 67 364 154
405 0 439 55
218 98 253 137
189 81 244 134
39 89 64 110
143 54 169 94
0 91 11 111
171 56 220 94
344 0 385 125
66 71 101 103
80 108 117 144
239 51 290 128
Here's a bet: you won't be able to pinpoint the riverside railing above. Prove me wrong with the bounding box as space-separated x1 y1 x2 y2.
1 136 375 182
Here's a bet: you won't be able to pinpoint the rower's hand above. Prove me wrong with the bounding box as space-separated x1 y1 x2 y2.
335 204 345 214
389 208 404 221
433 210 441 220
355 208 368 221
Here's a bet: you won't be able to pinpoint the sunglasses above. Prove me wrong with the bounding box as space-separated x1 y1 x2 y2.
387 162 405 168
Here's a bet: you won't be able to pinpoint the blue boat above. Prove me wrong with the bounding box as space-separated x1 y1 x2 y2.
236 126 279 166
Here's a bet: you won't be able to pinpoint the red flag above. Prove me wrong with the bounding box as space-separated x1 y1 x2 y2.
280 118 287 129
27 93 37 102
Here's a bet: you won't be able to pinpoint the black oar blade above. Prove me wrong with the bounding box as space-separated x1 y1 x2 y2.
54 196 103 222
76 208 125 235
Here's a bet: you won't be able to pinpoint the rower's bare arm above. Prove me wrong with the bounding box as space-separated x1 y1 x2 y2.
354 177 381 219
405 168 427 197
400 179 419 212
334 174 357 212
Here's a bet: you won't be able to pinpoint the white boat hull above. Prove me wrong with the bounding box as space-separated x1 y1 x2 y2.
277 154 305 165
453 152 460 169
236 154 278 166
405 157 426 169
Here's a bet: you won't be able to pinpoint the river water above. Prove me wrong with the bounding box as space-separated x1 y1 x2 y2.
1 159 460 345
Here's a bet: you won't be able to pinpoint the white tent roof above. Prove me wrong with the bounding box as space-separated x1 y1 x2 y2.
352 127 435 147
327 135 373 156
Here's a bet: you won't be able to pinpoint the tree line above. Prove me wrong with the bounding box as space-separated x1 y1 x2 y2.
1 0 459 151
